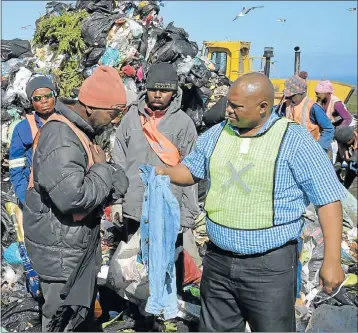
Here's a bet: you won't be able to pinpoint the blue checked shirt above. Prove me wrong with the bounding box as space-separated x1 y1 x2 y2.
182 112 345 254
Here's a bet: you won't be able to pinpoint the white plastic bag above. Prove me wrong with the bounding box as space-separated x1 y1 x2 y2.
3 67 32 107
106 230 149 304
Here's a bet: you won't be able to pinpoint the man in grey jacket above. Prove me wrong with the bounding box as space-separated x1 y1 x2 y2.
113 63 202 269
23 66 128 331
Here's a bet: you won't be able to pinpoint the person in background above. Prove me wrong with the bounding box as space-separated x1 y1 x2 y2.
315 80 353 128
334 126 357 190
298 71 308 80
156 72 345 332
9 76 56 205
23 66 128 332
283 75 335 152
113 62 203 283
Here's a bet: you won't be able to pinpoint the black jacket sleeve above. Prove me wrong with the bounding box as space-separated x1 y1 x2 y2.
35 122 114 216
202 96 227 128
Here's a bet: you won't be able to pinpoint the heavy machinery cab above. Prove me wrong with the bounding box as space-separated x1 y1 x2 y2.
202 41 355 106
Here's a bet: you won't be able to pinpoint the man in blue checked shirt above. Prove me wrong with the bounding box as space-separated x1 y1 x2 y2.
157 73 346 332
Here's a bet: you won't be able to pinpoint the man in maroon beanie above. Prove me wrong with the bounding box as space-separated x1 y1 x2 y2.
23 66 129 331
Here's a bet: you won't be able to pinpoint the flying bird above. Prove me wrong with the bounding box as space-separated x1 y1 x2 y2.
233 6 264 21
277 18 286 22
21 25 31 30
347 7 357 11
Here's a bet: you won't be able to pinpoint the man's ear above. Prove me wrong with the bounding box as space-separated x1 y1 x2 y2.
259 100 269 117
86 105 93 116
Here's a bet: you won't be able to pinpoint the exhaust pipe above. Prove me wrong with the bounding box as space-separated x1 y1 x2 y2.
263 47 274 77
294 46 300 75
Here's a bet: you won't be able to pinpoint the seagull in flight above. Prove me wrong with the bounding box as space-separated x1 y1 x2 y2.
347 7 357 11
277 18 286 22
233 6 264 21
21 25 32 30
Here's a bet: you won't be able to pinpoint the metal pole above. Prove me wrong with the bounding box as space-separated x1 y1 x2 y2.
263 47 274 77
294 46 301 75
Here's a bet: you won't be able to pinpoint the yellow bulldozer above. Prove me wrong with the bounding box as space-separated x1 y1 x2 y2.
201 41 355 106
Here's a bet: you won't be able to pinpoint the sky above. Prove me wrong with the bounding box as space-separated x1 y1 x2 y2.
2 0 357 84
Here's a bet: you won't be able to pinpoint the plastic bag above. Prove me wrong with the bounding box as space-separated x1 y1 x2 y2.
106 231 149 305
99 47 120 66
45 1 74 16
3 242 22 265
76 0 116 14
123 78 137 94
1 39 33 62
1 59 24 78
186 58 211 88
81 12 123 47
177 56 194 75
81 47 105 69
149 22 198 64
3 67 32 108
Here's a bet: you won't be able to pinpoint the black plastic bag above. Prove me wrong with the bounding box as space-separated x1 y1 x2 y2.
138 24 149 58
149 22 198 64
135 1 160 18
182 87 205 128
81 46 106 68
186 59 211 88
81 12 123 47
217 75 231 86
45 1 74 16
1 39 33 62
165 21 189 39
76 0 116 14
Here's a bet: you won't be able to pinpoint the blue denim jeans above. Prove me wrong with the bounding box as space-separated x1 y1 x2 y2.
138 165 180 319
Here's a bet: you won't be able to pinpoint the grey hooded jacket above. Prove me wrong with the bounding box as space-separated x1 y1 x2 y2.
113 89 200 227
23 100 114 281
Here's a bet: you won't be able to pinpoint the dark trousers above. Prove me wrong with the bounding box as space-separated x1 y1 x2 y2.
41 280 97 332
199 241 298 332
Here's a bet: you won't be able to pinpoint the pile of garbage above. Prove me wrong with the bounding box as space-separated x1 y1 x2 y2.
1 0 231 176
1 193 42 332
295 189 358 332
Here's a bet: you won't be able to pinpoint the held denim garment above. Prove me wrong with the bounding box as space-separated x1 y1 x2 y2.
138 165 180 319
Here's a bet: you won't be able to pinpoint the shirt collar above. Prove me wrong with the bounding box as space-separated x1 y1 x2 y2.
228 110 280 137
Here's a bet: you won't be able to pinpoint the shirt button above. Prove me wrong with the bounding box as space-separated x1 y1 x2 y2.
145 238 149 243
144 219 149 224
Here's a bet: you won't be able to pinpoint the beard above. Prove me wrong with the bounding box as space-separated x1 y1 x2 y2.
93 124 115 152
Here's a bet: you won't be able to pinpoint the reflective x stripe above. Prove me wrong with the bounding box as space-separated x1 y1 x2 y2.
9 157 26 169
221 161 254 193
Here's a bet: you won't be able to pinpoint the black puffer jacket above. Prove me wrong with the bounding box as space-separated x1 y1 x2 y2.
23 100 118 281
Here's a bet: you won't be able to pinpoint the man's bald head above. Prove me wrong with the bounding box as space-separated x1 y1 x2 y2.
226 73 275 130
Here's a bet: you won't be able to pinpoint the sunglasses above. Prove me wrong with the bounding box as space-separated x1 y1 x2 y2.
31 91 55 102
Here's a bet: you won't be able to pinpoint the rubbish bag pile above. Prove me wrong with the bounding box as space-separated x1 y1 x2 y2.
295 190 358 332
1 193 42 332
1 0 231 155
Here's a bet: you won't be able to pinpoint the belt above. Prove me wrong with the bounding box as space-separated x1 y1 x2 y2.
207 239 298 258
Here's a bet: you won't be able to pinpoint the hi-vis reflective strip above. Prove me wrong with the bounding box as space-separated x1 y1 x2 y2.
9 157 26 169
221 161 254 193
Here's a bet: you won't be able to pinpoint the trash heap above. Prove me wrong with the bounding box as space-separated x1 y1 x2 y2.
1 192 42 332
295 190 358 332
1 0 231 179
1 0 230 133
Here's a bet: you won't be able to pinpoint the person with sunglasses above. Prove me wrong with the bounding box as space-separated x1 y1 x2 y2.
9 75 57 205
22 66 129 332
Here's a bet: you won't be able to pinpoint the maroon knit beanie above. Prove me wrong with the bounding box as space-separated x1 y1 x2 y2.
78 66 127 108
